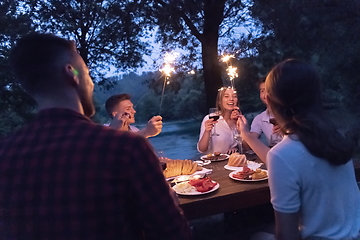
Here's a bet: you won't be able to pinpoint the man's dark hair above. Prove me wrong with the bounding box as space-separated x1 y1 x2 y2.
258 77 266 88
9 32 76 94
105 94 131 118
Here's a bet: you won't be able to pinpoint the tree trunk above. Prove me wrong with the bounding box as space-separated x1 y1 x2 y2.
201 39 222 110
201 0 225 110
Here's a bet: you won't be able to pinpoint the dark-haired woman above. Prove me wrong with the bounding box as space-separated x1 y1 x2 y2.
238 59 360 240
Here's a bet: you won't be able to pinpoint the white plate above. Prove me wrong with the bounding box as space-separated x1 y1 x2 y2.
194 160 211 166
200 154 229 161
229 170 268 182
224 165 244 171
224 161 263 171
172 181 220 195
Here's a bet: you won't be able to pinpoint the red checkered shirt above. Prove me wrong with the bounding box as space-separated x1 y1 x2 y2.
0 108 192 240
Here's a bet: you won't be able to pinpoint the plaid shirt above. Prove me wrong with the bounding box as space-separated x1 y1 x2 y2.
0 108 192 240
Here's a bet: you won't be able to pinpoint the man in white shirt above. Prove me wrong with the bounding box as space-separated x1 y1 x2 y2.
250 78 282 147
105 93 162 138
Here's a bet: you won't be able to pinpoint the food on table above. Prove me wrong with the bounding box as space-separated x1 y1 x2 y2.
188 177 217 192
232 166 268 180
202 152 228 161
173 177 217 194
228 153 247 167
163 159 202 178
252 169 268 180
174 182 198 194
214 151 221 156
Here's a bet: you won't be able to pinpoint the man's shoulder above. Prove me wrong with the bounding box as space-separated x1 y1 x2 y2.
3 119 144 146
257 110 268 118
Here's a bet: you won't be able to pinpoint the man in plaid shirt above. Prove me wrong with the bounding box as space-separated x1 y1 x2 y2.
0 33 192 240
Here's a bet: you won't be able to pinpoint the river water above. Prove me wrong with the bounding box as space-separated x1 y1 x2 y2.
137 120 203 160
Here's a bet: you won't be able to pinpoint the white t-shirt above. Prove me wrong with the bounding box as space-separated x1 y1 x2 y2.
250 110 274 146
197 114 237 154
267 135 360 239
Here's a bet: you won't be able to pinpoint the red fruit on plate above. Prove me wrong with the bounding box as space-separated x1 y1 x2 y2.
188 178 217 192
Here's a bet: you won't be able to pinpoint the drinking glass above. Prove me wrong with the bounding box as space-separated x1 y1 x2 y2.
209 108 220 136
269 117 282 147
157 151 167 170
233 128 243 154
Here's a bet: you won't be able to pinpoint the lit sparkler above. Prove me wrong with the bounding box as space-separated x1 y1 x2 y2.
159 52 177 114
221 54 238 88
221 54 234 65
227 66 238 88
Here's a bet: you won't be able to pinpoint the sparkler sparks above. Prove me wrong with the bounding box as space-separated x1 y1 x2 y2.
221 54 238 88
227 66 238 81
221 54 234 63
159 52 178 114
160 64 175 77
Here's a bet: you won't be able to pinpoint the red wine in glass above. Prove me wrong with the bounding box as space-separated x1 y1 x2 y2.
209 115 220 121
209 108 220 136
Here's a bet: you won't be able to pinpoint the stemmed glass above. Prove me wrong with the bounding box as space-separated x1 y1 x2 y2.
233 128 243 154
269 117 282 147
209 108 220 136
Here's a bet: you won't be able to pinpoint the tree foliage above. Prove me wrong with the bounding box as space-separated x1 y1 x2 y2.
247 0 360 109
93 71 206 124
24 0 150 81
0 1 36 137
141 0 247 110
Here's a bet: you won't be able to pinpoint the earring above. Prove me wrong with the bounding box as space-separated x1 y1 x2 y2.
73 69 79 76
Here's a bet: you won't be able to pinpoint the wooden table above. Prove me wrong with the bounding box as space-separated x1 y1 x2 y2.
178 155 271 220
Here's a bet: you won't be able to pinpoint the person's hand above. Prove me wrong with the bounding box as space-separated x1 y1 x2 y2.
272 125 282 135
204 118 217 133
230 107 241 121
236 115 250 136
144 115 163 137
110 112 130 130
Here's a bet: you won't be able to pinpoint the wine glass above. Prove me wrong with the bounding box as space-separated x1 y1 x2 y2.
233 128 243 154
269 117 282 147
209 108 220 136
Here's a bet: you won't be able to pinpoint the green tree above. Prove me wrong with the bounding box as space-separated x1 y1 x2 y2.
0 1 36 137
248 0 360 109
23 0 150 82
236 0 360 152
142 0 247 110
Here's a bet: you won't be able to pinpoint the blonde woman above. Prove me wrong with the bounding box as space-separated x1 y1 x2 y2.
197 87 241 154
